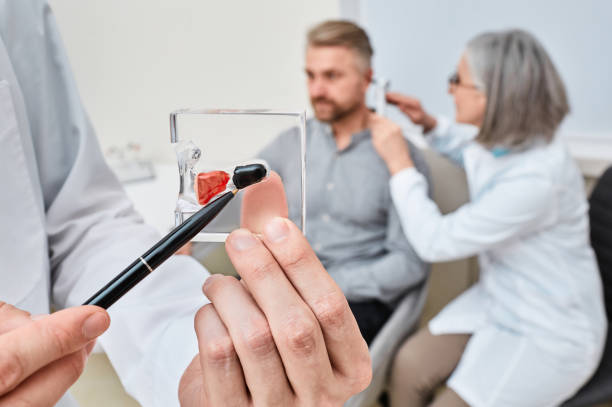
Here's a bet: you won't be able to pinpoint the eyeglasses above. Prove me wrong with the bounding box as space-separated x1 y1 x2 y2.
448 72 479 90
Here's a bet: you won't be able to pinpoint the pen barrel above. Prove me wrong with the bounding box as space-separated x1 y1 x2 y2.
83 258 149 309
144 190 234 269
84 190 235 309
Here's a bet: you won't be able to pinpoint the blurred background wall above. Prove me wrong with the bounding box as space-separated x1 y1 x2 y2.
49 0 612 171
48 0 340 162
353 0 612 142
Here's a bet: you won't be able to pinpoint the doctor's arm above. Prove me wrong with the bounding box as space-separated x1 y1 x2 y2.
370 114 555 263
389 167 555 262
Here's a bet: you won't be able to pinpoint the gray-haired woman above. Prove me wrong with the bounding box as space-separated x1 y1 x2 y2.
368 29 607 406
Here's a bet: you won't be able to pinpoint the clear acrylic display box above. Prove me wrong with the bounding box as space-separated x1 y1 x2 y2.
170 109 306 242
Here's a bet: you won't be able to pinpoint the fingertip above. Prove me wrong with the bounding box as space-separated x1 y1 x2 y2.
82 310 110 340
263 216 290 243
226 228 258 252
202 274 223 294
194 303 221 341
195 303 213 326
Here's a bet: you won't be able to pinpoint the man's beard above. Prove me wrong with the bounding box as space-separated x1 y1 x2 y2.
311 97 362 123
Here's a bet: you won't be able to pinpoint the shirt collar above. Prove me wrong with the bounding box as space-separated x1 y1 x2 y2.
314 119 371 152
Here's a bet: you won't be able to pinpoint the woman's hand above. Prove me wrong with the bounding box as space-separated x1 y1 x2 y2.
369 113 414 175
179 173 372 406
0 303 109 407
386 92 437 133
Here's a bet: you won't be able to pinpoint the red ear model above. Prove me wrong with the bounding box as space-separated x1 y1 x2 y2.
195 171 230 205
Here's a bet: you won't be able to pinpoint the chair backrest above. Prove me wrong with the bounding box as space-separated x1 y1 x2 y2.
589 166 612 319
343 280 430 407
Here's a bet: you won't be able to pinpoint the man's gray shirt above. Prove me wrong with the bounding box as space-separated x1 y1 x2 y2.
259 118 430 305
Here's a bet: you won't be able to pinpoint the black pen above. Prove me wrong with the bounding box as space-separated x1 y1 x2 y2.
84 163 267 309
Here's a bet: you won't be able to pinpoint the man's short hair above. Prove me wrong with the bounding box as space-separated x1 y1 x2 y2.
307 20 373 71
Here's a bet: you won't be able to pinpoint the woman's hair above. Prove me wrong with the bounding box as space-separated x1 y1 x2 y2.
465 29 569 148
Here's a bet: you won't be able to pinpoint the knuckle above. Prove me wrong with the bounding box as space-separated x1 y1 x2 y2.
44 322 75 356
312 293 348 330
248 260 277 282
242 323 275 358
0 351 28 393
283 316 318 357
280 246 311 271
203 336 237 366
0 352 24 394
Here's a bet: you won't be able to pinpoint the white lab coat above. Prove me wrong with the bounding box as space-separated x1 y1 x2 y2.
390 117 607 406
0 2 209 406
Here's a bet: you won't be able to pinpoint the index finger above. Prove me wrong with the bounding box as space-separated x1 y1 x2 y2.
260 217 370 380
0 305 109 394
0 303 32 335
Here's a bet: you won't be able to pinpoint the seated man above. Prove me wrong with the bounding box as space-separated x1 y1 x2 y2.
259 20 430 344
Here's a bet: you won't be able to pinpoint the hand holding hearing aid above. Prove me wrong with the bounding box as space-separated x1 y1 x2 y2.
178 173 372 407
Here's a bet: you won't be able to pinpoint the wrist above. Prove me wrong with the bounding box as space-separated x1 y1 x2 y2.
422 114 437 134
388 155 414 176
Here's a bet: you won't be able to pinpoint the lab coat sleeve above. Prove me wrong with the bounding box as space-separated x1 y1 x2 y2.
329 143 431 304
33 6 208 407
389 166 557 262
426 116 478 167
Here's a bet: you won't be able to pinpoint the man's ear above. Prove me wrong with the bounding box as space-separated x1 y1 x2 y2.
240 171 289 233
365 67 373 85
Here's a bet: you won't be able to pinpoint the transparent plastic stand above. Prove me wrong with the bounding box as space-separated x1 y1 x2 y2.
170 109 306 242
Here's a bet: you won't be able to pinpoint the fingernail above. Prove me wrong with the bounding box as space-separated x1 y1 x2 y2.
264 217 289 242
82 312 109 340
230 230 257 251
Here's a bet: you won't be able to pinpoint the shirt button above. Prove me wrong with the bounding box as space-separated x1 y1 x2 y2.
326 182 335 191
313 242 323 251
321 213 331 223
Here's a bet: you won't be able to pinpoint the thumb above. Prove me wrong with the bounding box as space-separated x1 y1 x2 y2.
0 306 109 394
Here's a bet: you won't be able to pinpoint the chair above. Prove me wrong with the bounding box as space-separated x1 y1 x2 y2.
563 166 612 407
345 148 473 406
344 280 430 407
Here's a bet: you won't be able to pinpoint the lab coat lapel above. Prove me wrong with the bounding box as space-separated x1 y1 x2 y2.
0 79 49 306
